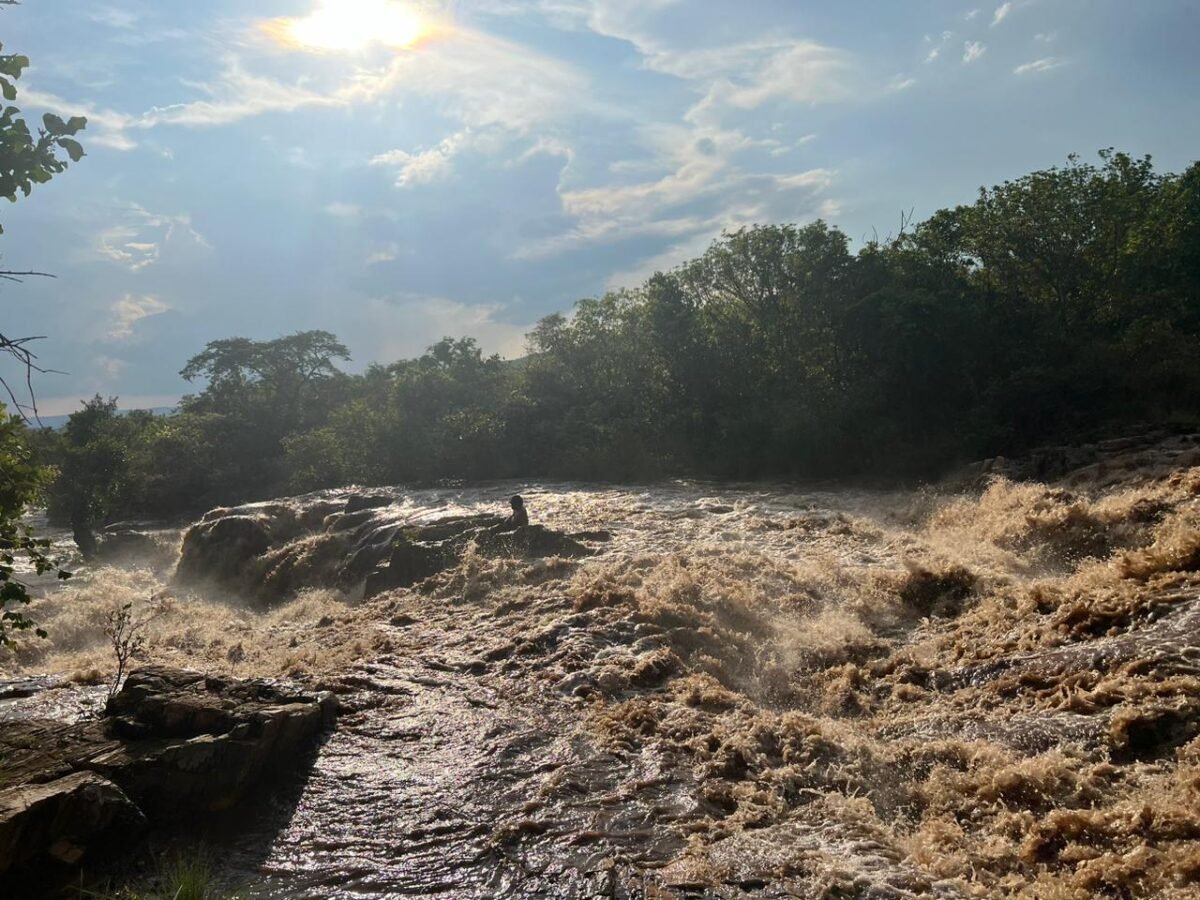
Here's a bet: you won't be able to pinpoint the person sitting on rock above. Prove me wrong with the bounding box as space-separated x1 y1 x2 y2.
494 494 529 531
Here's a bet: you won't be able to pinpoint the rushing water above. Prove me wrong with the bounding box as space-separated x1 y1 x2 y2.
4 451 1200 898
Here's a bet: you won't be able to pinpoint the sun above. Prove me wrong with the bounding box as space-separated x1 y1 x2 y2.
277 0 432 52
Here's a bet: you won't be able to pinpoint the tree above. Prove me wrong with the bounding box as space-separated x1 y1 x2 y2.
0 8 82 643
0 25 86 416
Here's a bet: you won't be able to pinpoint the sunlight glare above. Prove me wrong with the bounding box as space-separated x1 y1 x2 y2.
282 0 432 52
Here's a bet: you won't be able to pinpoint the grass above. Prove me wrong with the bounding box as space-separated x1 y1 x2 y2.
77 849 238 900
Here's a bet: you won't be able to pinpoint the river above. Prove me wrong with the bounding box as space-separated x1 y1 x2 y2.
3 454 1200 898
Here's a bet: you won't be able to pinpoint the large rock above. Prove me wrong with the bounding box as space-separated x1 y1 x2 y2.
176 514 273 585
175 494 601 604
94 529 164 565
0 665 336 883
364 521 594 598
0 772 145 874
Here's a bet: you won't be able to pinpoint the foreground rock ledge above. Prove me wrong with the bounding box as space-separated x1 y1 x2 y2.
0 665 337 883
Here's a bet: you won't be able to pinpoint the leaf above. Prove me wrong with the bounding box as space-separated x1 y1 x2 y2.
59 137 84 162
1 80 14 102
42 112 66 134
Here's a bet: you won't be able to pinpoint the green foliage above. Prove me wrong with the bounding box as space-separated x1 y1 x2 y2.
0 38 86 232
32 151 1200 518
0 408 69 646
77 848 235 900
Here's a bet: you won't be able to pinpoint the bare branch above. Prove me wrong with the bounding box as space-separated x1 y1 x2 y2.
0 270 55 282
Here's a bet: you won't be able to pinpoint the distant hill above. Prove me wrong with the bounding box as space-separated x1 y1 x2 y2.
34 406 177 430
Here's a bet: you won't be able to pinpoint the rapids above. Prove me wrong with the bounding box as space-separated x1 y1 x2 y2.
3 435 1200 898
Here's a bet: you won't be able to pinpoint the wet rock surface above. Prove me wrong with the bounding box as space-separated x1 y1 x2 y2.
0 666 335 888
176 493 598 604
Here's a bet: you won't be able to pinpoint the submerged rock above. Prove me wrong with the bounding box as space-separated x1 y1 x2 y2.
0 665 335 885
364 521 594 598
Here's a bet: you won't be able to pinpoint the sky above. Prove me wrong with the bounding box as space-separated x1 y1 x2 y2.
1 0 1198 415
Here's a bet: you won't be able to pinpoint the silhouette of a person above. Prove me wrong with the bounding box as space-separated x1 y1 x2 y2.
502 494 529 529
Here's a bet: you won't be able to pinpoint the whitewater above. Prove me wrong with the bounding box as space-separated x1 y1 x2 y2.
3 433 1200 898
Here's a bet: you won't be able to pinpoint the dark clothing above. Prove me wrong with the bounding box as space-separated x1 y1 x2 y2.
505 507 529 529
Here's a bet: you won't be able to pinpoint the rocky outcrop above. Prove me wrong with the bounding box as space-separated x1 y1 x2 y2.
175 493 602 605
0 773 145 873
0 666 335 885
94 529 165 565
945 429 1200 490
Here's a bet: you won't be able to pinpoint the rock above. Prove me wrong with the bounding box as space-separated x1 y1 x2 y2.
0 772 146 876
0 665 336 883
363 520 594 598
364 538 454 597
0 675 62 701
175 514 273 586
474 524 592 560
94 529 162 564
176 495 597 603
344 494 394 514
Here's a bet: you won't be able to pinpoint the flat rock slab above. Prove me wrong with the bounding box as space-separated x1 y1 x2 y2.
0 665 337 884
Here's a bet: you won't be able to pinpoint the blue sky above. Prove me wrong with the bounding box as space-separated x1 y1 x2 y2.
1 0 1198 414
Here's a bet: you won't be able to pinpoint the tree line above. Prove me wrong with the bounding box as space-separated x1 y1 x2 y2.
29 149 1200 543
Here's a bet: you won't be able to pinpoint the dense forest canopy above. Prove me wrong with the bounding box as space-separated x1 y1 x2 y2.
30 149 1200 535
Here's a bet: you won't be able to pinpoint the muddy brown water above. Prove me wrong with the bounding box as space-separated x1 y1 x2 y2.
4 472 1200 898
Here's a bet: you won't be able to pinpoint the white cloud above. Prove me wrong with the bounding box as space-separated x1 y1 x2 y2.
965 9 981 20
94 204 209 272
324 202 361 218
23 58 340 151
88 6 139 30
1014 57 1066 75
963 41 987 64
108 295 170 340
1035 32 1056 43
991 3 1013 26
887 74 917 92
925 47 940 63
371 132 470 188
348 295 530 361
366 243 403 265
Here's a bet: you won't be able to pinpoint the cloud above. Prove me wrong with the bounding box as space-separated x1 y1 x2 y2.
348 294 530 361
23 58 341 151
324 202 361 218
887 74 917 92
138 59 341 129
963 41 987 64
341 29 592 136
108 295 170 340
366 243 403 265
991 3 1012 27
371 132 470 188
94 204 209 272
965 9 981 21
1014 57 1066 75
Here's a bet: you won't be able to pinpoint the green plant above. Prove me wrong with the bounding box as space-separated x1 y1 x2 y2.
102 600 164 701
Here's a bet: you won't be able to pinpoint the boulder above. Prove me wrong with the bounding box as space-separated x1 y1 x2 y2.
344 494 394 514
175 514 272 585
0 666 336 882
94 530 162 564
0 772 145 875
363 521 593 598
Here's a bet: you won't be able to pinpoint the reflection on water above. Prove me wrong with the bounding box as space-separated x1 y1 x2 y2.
4 460 1200 897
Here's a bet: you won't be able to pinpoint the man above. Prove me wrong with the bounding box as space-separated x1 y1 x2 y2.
500 494 529 530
